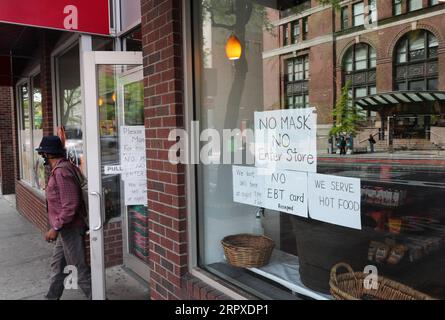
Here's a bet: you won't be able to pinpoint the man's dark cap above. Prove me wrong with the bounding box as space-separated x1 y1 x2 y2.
36 136 66 155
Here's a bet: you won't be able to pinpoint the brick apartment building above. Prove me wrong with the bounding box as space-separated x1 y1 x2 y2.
1 0 445 300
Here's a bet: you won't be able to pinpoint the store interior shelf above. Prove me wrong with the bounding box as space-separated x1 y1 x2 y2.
248 249 333 300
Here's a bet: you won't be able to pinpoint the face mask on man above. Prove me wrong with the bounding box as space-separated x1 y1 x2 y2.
40 153 50 167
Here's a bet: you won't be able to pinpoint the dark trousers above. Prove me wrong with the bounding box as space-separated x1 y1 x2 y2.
46 227 92 300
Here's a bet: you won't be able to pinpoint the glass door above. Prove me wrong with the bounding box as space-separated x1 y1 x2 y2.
82 51 144 300
118 69 150 281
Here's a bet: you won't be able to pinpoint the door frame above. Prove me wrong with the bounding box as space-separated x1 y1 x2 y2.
82 51 143 300
117 67 151 282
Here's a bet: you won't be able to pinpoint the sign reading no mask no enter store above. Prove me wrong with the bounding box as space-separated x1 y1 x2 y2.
0 0 110 35
255 108 317 173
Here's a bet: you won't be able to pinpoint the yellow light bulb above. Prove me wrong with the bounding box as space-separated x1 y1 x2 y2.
112 92 116 103
98 97 104 107
226 34 242 61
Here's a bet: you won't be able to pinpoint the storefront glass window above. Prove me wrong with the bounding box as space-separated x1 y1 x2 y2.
18 74 45 191
56 44 84 171
19 84 32 184
32 74 45 190
194 0 445 300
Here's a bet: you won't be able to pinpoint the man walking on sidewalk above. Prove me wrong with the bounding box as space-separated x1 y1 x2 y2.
36 136 92 300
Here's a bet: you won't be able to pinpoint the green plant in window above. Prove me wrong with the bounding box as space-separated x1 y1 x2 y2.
330 81 366 138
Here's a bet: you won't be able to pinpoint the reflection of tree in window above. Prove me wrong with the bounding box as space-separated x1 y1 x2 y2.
124 82 144 126
57 44 83 168
62 88 82 128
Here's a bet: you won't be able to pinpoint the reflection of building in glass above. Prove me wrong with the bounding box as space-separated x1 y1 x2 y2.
263 0 445 153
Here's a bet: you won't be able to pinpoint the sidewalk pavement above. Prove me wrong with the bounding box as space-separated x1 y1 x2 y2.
0 195 150 300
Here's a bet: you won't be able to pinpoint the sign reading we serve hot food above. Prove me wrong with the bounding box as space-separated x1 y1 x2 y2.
308 174 362 230
255 108 317 173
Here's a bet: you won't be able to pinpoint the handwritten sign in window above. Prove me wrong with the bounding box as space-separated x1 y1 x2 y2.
255 108 317 173
308 174 362 230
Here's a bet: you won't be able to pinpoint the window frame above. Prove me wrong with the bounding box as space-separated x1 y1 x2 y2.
393 0 403 16
291 20 301 44
394 30 439 91
408 0 423 12
353 2 365 27
286 55 310 109
283 23 289 46
16 66 43 192
341 6 350 30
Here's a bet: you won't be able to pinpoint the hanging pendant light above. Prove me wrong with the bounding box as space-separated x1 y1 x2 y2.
226 33 242 61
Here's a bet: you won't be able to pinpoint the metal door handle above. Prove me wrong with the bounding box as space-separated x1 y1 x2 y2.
90 192 103 231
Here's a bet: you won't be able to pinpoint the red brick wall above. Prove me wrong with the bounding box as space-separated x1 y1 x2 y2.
141 0 231 300
0 86 17 195
104 222 124 267
16 181 48 232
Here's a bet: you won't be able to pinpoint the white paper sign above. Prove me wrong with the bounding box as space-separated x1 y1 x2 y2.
264 170 308 218
120 126 146 181
233 166 308 218
125 180 148 206
104 165 123 175
232 166 265 207
255 108 317 172
308 174 362 230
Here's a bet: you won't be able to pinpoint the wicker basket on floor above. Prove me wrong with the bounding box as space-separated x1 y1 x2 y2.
330 263 435 300
221 234 275 268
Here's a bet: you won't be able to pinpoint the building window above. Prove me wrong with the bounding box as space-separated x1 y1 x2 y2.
430 0 439 6
302 17 309 40
368 0 377 24
344 43 377 72
17 73 44 190
291 21 300 44
394 0 403 15
408 0 423 11
395 30 439 91
283 24 289 46
343 43 377 120
342 6 349 30
353 2 365 26
286 55 310 109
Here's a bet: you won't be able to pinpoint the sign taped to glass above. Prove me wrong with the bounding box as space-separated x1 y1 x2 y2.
255 108 317 172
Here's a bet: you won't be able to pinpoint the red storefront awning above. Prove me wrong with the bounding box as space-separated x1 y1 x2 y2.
0 0 110 35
